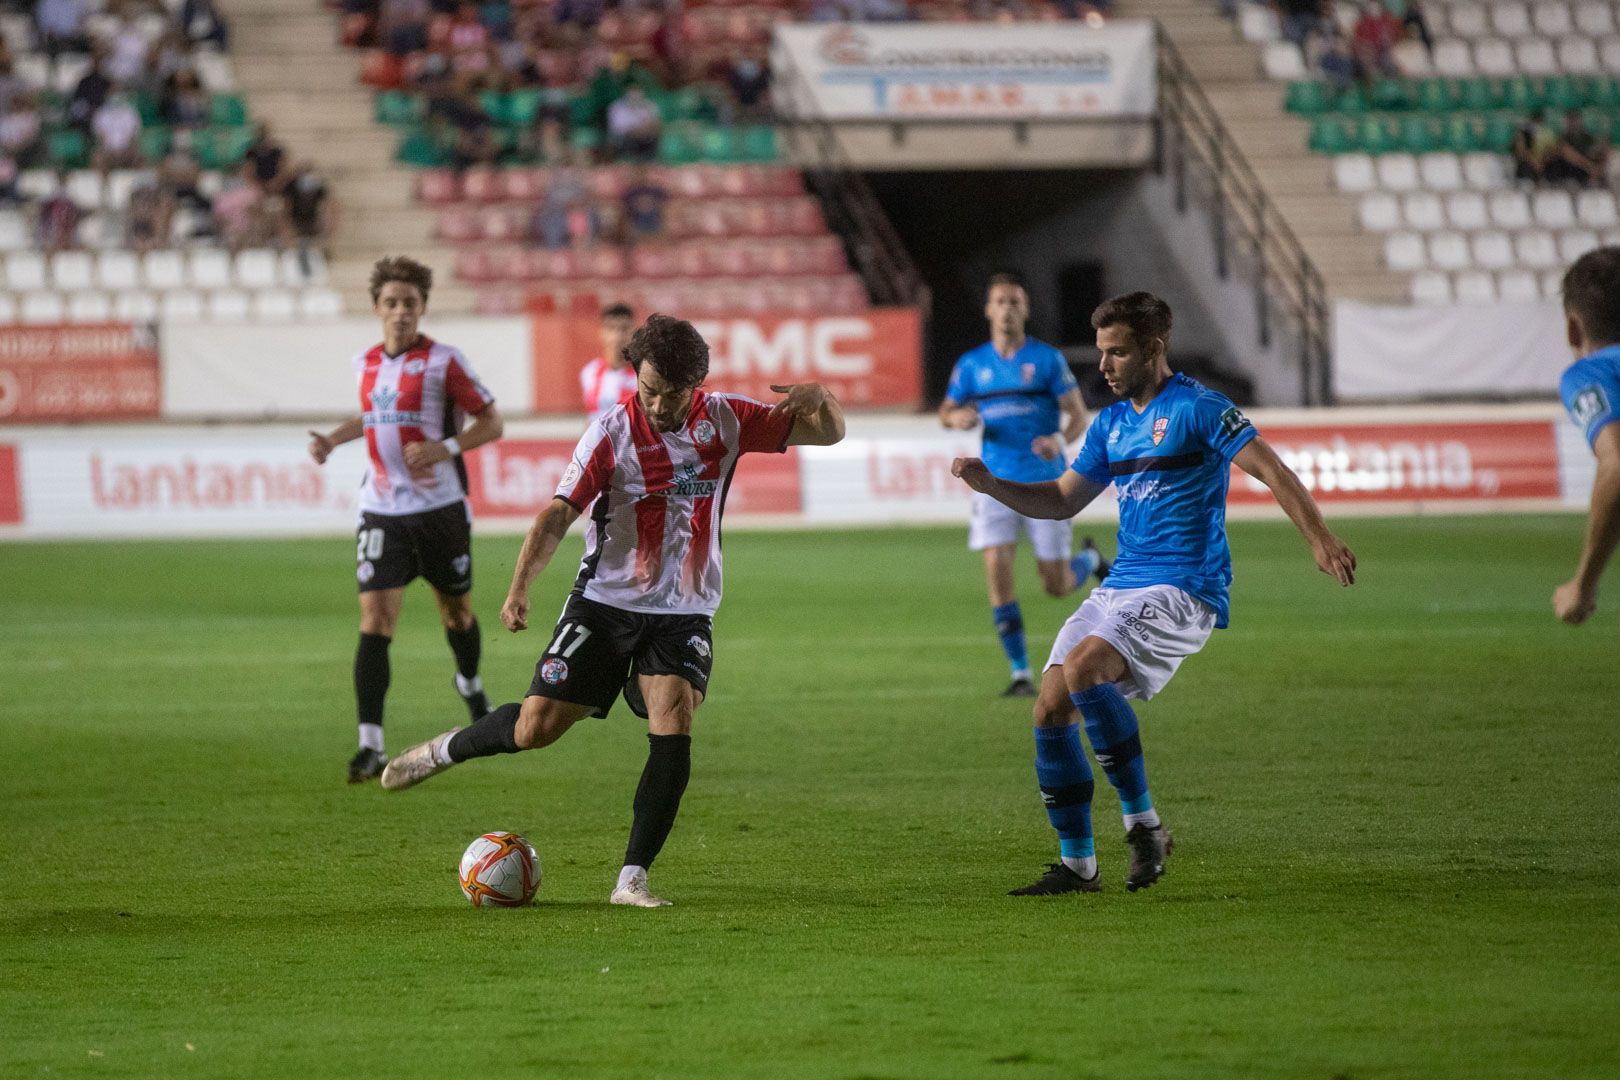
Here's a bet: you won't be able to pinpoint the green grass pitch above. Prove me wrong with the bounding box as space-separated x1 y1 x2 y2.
1 516 1616 1079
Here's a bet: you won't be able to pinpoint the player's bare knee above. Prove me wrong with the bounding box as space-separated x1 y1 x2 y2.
648 708 693 737
1061 650 1114 691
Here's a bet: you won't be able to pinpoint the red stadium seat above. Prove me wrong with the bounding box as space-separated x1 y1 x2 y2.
437 207 481 242
590 168 631 201
494 248 534 281
631 246 678 278
454 249 495 282
577 246 629 279
502 168 547 202
480 207 522 242
533 250 579 280
416 169 460 204
460 166 502 203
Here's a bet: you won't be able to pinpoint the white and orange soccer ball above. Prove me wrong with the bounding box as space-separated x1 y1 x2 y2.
458 831 541 907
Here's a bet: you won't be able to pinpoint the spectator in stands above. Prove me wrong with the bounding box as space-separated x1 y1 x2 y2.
246 121 292 192
125 175 171 253
0 54 28 116
163 67 211 129
149 29 197 89
378 0 432 55
1274 0 1325 49
621 167 668 244
1306 24 1356 88
91 86 143 171
285 160 332 250
1382 0 1432 55
585 52 659 120
553 0 606 30
0 89 43 168
534 112 570 165
1350 0 1400 78
180 0 230 50
213 160 266 250
721 50 771 122
105 12 153 87
530 185 573 249
36 174 80 253
1547 111 1610 188
66 44 112 128
650 4 690 88
442 86 499 169
160 134 212 215
35 0 90 58
1512 109 1559 183
0 155 20 206
606 85 661 163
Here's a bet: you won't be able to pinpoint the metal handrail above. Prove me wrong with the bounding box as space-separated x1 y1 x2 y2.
1155 26 1334 404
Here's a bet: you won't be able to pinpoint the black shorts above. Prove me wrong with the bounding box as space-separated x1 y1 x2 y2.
355 502 473 595
527 594 713 719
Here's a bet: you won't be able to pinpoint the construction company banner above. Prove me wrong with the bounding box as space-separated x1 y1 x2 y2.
529 310 922 413
0 323 160 423
771 22 1157 119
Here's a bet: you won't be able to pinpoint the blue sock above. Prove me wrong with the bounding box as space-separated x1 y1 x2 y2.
992 601 1029 677
1070 548 1101 583
1072 684 1158 825
1033 724 1095 872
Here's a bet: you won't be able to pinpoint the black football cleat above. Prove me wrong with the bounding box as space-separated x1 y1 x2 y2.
1001 676 1038 698
1081 536 1111 582
1009 862 1102 896
455 676 490 721
347 746 389 784
1124 823 1174 892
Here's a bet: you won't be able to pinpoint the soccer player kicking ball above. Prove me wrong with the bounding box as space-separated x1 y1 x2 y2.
952 292 1357 895
381 315 846 907
307 256 505 784
1553 247 1620 627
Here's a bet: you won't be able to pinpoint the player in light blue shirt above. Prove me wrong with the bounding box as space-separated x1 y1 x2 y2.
940 273 1108 698
1554 247 1620 625
953 292 1357 896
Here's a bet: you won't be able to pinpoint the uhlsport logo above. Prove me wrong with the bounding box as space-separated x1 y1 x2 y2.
1152 417 1169 446
692 420 717 444
687 634 711 659
540 658 569 684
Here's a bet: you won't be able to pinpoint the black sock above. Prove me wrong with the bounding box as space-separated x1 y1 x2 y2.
446 702 522 762
623 734 692 869
354 633 391 728
445 619 481 680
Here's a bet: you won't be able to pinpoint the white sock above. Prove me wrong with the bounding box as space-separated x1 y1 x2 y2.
1123 809 1161 830
1061 855 1098 879
431 731 457 767
615 865 647 891
1011 666 1032 681
454 673 482 697
358 723 384 753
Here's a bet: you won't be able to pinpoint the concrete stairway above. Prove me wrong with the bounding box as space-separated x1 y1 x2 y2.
226 0 477 313
1118 0 1407 304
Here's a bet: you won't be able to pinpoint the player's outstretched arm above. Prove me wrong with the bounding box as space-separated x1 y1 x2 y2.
769 383 847 446
939 399 979 431
1233 437 1357 586
402 403 505 474
1555 424 1620 624
307 416 364 465
951 459 1106 520
501 497 581 633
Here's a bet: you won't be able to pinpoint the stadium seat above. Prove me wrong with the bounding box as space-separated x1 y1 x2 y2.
1532 190 1577 228
1558 37 1600 74
1309 118 1355 154
1449 5 1489 37
5 251 48 291
1462 152 1508 189
1575 2 1615 37
279 248 328 287
1454 271 1497 303
1514 230 1561 268
298 288 345 318
1361 193 1401 232
194 52 236 93
17 169 54 201
46 128 89 169
1285 81 1336 115
103 170 141 212
1497 269 1541 300
20 291 66 323
0 209 27 251
1473 39 1515 76
1559 228 1601 263
1576 189 1620 228
1429 231 1472 270
1393 40 1433 77
1418 152 1464 190
1446 191 1490 229
1471 230 1515 269
1540 269 1566 299
187 249 232 289
1534 2 1574 36
160 290 205 320
50 251 94 290
1376 154 1421 191
1433 39 1475 76
1602 37 1620 72
96 251 140 290
1262 41 1308 81
234 249 280 289
1385 232 1427 271
252 289 298 321
12 53 47 89
1488 191 1532 228
66 290 112 322
77 212 120 251
65 170 104 210
206 289 251 321
1490 2 1531 36
141 250 185 290
113 291 160 322
1514 39 1558 76
1403 193 1446 230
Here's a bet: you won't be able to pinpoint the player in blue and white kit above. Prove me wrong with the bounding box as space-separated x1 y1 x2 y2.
1554 247 1620 625
940 273 1109 697
953 292 1357 895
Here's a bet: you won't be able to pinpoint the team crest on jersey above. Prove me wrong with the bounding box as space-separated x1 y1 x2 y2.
540 658 569 684
403 359 426 376
1021 363 1036 384
687 635 711 659
1573 386 1609 429
1152 417 1169 445
560 461 581 489
356 560 375 583
692 419 717 444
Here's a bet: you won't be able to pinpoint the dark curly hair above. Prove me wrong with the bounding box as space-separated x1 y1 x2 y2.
1563 246 1620 348
624 314 710 389
369 255 433 304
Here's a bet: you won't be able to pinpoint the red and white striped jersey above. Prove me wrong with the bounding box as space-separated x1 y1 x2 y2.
578 356 639 420
554 390 794 615
353 336 495 515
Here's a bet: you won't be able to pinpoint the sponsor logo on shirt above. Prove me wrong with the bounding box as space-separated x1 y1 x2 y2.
370 386 399 412
1115 477 1164 503
1152 417 1169 446
1572 385 1609 430
672 463 719 497
1108 428 1121 443
1218 406 1252 439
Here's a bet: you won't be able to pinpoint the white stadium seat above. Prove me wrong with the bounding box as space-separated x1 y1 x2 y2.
1488 190 1532 229
1332 1 1357 35
195 52 236 92
141 250 186 290
5 251 48 291
1433 39 1476 76
1361 194 1402 232
1429 231 1473 271
187 249 232 289
1262 41 1307 81
1419 152 1464 191
1514 38 1558 75
65 170 104 211
235 249 280 289
1334 154 1377 193
51 53 93 94
1576 190 1620 228
1449 5 1489 37
1514 230 1561 269
1559 229 1601 263
20 292 66 323
1410 271 1454 304
18 169 55 201
1377 154 1421 192
1601 36 1620 71
1558 37 1600 73
113 291 161 322
161 290 206 320
0 209 28 251
1393 40 1433 76
50 251 95 290
1497 270 1541 301
1533 2 1573 37
1542 270 1566 299
1403 193 1446 231
1490 2 1532 38
13 53 49 90
1385 232 1427 271
77 212 121 250
169 206 208 245
1239 3 1279 42
1446 191 1490 230
298 288 345 319
1533 190 1577 229
66 290 112 322
1473 38 1516 76
1574 2 1615 37
1454 271 1497 302
252 289 298 321
104 170 145 213
1463 152 1509 189
96 250 140 290
206 289 251 321
1471 231 1515 269
279 248 328 287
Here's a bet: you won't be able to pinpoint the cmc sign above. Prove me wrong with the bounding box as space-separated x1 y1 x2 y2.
529 311 921 413
0 323 160 423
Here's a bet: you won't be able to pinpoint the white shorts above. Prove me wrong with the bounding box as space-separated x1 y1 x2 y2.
968 491 1072 561
1043 584 1216 701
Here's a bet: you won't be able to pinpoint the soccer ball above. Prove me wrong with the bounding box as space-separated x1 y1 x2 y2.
458 832 541 907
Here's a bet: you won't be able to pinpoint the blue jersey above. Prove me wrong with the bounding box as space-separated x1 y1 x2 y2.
1071 373 1258 628
1559 344 1620 449
945 338 1078 483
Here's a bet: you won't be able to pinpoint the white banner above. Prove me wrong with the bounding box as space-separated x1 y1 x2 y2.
1333 301 1572 401
771 22 1157 119
161 317 533 420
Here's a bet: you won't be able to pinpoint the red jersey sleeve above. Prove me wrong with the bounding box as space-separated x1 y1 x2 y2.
725 395 795 455
555 419 616 510
444 350 496 414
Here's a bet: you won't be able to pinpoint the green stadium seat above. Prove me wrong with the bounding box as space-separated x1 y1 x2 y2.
1585 78 1620 109
1370 79 1410 112
477 90 507 126
1459 78 1502 112
209 94 248 127
1398 116 1441 154
1415 78 1460 114
505 89 542 127
197 126 253 169
1442 116 1482 153
1284 80 1335 115
45 128 89 169
1358 117 1398 155
700 126 740 162
1482 115 1517 154
739 125 776 162
1308 118 1355 154
669 86 716 122
375 91 422 126
658 124 703 164
1336 84 1371 114
566 95 597 131
397 127 451 167
1544 76 1583 112
568 126 602 155
1501 77 1543 112
138 126 172 161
